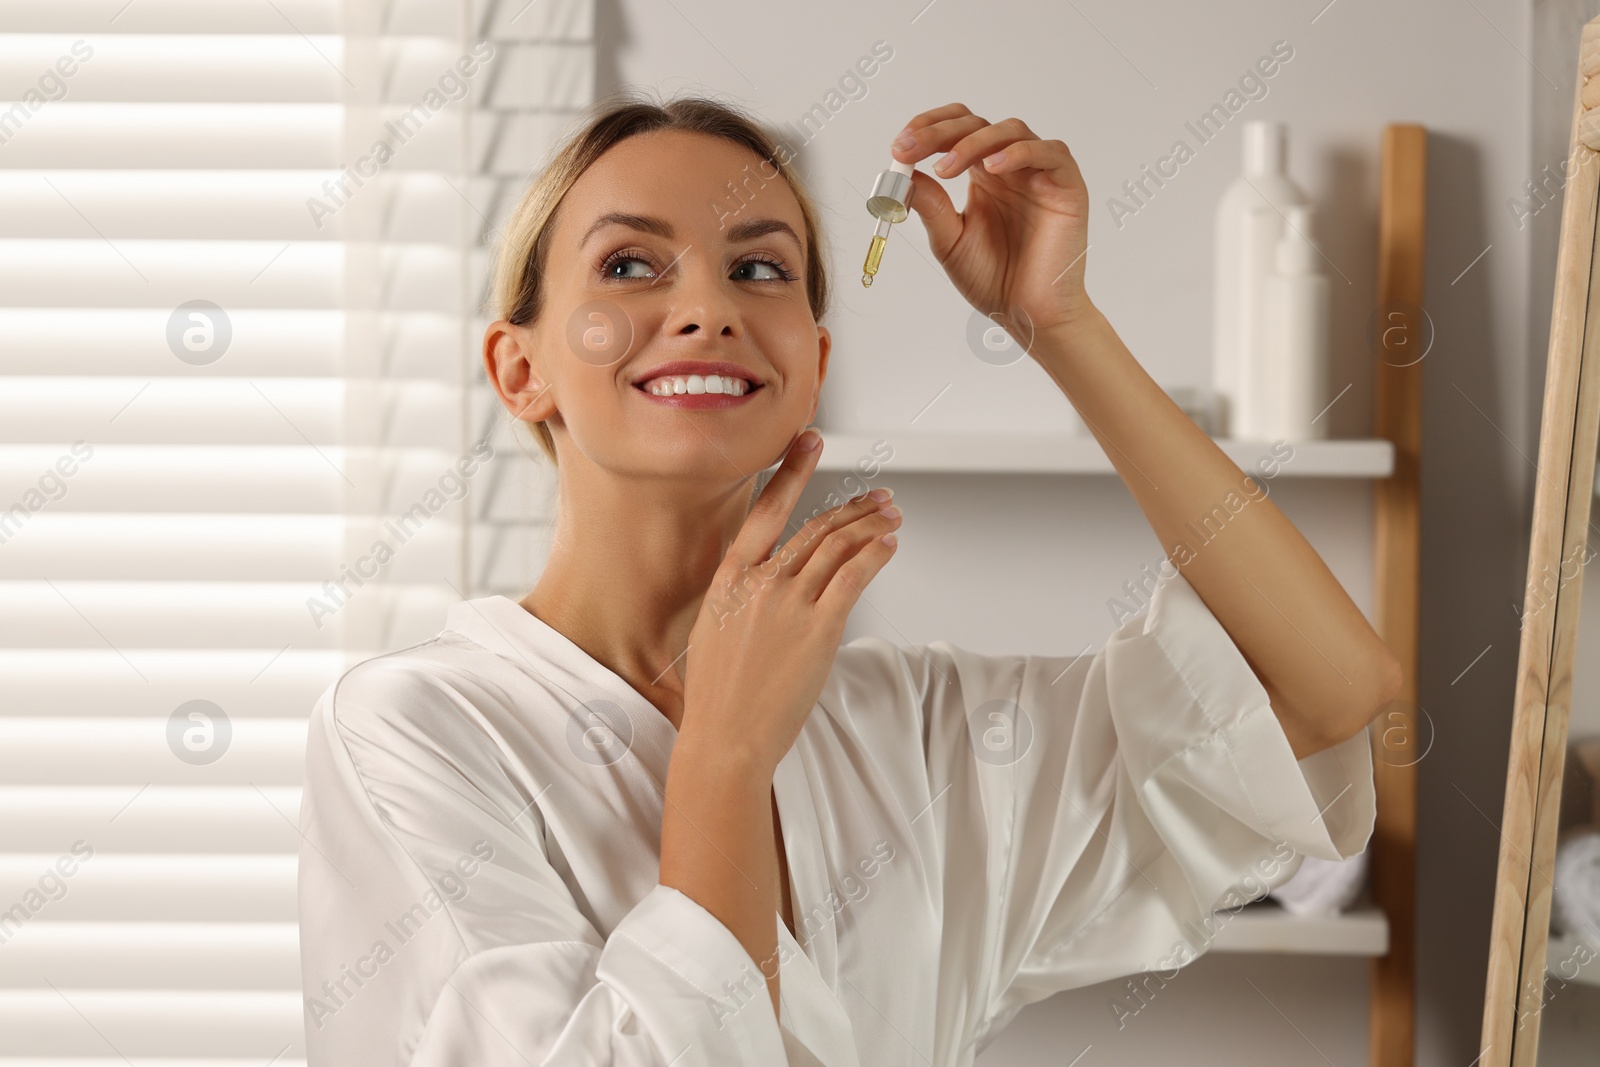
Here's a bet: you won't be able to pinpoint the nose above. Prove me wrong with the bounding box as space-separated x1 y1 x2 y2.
662 253 741 340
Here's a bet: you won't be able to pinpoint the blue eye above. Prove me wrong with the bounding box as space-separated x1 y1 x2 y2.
603 254 655 280
734 256 797 282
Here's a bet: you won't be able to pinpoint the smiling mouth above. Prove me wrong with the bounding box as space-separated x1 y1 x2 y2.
633 374 764 398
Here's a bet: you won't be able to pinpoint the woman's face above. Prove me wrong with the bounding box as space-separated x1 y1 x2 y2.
497 128 830 489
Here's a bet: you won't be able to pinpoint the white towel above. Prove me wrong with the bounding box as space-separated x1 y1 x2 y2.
1552 829 1600 942
1269 849 1369 917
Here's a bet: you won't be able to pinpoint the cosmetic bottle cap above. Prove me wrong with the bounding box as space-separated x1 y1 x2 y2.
868 160 915 223
1244 121 1287 176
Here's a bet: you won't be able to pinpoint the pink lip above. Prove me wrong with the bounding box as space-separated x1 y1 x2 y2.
632 385 763 409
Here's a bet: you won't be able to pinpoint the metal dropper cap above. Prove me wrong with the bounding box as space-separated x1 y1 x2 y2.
867 159 916 223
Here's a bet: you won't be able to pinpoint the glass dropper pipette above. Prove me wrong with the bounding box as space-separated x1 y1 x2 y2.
861 158 915 288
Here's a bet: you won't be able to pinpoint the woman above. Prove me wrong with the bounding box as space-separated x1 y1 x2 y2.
297 91 1401 1066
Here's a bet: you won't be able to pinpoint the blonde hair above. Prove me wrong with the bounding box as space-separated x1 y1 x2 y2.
491 88 832 466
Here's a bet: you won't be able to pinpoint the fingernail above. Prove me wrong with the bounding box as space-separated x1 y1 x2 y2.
935 151 958 173
892 133 916 151
867 487 893 502
880 505 901 521
797 429 821 450
983 150 1006 169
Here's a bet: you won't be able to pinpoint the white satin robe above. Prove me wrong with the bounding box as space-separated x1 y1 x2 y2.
296 571 1375 1066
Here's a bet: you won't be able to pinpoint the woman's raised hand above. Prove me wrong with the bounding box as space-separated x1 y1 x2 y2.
679 429 901 774
890 103 1094 343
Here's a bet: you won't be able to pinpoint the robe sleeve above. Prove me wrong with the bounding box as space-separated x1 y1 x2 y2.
296 658 791 1067
896 570 1376 1055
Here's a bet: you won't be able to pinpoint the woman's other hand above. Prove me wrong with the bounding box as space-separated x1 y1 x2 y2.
890 103 1093 341
679 429 901 774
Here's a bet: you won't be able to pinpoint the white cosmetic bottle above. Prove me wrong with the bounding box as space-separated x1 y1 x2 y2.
1261 205 1330 440
1213 121 1309 437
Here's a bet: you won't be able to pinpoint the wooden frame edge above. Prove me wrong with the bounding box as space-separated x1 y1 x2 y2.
1480 16 1600 1065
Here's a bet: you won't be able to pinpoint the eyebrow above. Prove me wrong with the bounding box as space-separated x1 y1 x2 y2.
579 211 803 253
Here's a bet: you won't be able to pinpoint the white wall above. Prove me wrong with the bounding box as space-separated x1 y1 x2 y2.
598 0 1547 1062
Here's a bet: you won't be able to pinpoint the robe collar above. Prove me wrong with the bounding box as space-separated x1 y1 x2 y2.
445 594 862 1066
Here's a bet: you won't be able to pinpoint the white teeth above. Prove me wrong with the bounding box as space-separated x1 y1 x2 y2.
643 374 750 397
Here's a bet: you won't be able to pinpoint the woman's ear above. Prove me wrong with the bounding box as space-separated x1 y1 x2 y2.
807 324 831 425
483 320 557 424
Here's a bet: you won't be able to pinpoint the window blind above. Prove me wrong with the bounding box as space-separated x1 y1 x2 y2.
0 0 593 1059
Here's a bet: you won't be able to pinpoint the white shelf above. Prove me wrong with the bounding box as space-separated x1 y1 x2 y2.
1205 901 1389 956
815 432 1395 478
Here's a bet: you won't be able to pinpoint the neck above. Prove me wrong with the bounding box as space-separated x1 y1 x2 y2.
520 463 758 731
